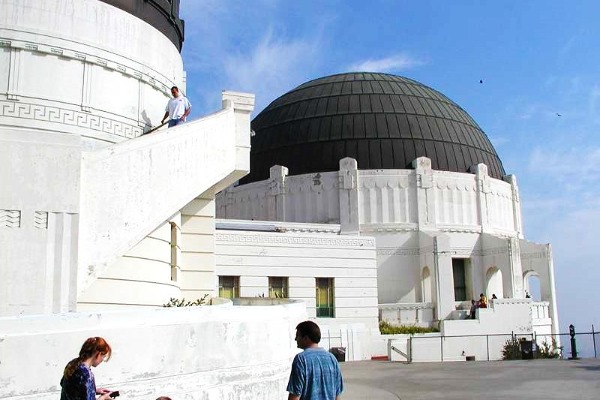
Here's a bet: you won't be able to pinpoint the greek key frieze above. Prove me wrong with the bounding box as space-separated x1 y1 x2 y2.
0 100 142 138
377 247 420 256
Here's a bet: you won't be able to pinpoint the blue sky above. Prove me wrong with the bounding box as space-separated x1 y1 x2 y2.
179 1 599 335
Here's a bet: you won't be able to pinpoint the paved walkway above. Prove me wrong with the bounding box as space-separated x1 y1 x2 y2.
340 358 600 400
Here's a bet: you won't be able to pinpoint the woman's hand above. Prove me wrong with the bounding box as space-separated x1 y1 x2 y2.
98 393 113 400
97 388 111 395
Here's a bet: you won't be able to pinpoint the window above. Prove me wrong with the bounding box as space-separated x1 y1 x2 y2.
452 259 467 301
219 276 239 299
269 277 288 298
316 278 334 317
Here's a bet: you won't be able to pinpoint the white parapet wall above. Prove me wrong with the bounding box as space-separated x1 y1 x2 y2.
216 158 521 237
0 300 306 399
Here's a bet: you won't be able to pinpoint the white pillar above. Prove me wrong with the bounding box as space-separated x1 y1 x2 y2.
268 165 288 221
338 157 360 234
412 157 434 229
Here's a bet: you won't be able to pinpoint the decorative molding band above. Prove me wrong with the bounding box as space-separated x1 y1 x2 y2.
215 232 376 248
0 37 172 95
377 246 492 257
379 302 434 310
0 100 142 138
360 225 418 233
0 210 21 228
377 247 420 256
482 247 508 256
34 211 48 229
520 251 549 260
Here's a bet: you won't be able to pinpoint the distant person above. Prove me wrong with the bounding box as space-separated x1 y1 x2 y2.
60 337 115 400
468 299 478 319
525 291 531 298
287 320 343 400
161 86 192 128
479 293 488 308
156 397 172 400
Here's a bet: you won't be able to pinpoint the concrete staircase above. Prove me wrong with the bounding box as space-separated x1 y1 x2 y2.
77 92 254 294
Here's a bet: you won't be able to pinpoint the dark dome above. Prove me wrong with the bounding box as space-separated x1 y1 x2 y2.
244 72 505 183
100 0 184 51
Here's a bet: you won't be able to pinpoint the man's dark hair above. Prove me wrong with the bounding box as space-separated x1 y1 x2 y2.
171 86 178 91
296 320 321 344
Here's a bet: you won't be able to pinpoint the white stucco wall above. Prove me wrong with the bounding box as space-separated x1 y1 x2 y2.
0 300 306 399
215 220 379 331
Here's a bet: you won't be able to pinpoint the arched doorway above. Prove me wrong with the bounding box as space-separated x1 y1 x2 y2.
422 266 432 303
523 270 541 301
485 267 503 299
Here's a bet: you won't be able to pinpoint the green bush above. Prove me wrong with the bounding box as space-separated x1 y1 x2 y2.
163 294 209 307
379 321 439 335
501 336 562 360
501 336 522 360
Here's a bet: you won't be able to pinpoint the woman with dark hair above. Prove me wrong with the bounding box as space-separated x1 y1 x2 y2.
60 337 115 400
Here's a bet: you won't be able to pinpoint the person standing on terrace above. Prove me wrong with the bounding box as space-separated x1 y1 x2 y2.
161 86 192 128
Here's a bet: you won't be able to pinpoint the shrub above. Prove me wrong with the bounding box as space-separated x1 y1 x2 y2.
501 336 522 360
379 321 439 335
535 338 562 359
163 294 209 307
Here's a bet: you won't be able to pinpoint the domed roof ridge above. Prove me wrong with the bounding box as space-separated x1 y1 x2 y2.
245 72 505 183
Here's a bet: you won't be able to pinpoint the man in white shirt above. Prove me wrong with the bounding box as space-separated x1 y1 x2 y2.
161 86 192 128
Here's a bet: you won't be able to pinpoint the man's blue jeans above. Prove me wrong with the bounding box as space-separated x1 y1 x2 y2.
168 118 184 128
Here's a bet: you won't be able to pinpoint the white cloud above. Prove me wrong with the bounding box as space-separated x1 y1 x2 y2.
221 30 322 112
528 146 600 189
346 54 425 73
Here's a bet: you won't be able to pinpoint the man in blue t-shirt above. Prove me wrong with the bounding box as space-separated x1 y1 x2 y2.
287 320 343 400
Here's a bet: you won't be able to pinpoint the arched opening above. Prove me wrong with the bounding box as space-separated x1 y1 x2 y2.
422 266 432 303
523 271 542 301
485 267 503 299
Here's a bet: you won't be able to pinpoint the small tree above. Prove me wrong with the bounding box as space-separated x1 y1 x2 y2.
501 336 522 360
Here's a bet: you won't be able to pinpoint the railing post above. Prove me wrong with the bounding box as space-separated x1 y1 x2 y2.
486 335 490 361
593 324 597 359
440 335 444 362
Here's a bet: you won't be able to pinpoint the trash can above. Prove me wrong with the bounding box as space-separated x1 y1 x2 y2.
520 340 534 359
330 347 346 362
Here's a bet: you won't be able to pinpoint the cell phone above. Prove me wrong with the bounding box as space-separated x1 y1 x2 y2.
109 391 120 398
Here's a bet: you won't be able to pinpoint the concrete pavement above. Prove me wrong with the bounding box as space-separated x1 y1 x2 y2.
339 358 600 400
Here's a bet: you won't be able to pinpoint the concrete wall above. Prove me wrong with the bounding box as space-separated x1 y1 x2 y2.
0 300 306 399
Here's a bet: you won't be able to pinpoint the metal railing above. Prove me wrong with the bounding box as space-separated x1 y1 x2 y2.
389 325 599 363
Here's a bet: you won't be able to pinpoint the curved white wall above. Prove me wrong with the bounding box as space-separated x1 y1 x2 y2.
217 157 522 237
0 0 184 147
0 301 306 399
